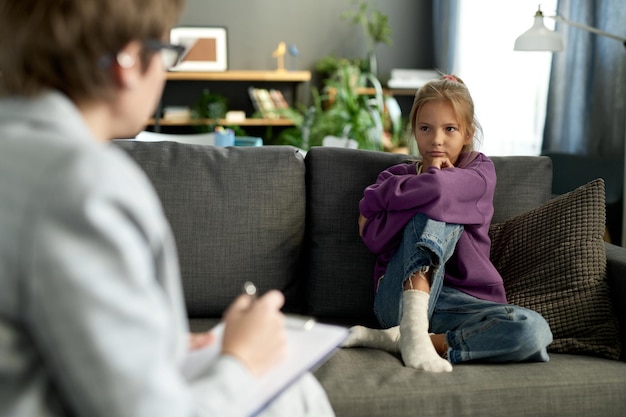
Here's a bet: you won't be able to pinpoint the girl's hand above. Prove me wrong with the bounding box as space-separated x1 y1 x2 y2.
221 290 287 377
358 214 368 236
424 156 453 170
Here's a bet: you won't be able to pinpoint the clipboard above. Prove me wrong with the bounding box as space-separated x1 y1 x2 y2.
182 317 349 416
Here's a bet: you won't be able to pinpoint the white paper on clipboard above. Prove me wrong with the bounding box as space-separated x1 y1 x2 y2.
182 318 349 416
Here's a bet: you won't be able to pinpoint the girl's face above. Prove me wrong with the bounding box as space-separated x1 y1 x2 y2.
414 100 471 167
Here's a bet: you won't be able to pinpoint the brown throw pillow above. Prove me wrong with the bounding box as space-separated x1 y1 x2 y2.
489 179 621 360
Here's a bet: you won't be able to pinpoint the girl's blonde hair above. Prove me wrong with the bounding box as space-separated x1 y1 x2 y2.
408 74 482 153
0 0 185 101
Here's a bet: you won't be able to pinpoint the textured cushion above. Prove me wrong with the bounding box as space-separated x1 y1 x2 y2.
304 148 553 321
114 141 306 316
490 179 622 360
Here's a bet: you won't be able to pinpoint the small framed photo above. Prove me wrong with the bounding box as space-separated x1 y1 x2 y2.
170 27 228 71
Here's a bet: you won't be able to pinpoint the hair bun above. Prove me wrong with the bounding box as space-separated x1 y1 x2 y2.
441 74 458 82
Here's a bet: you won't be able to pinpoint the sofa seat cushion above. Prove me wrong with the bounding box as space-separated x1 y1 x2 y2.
314 349 626 417
490 179 621 360
114 142 306 316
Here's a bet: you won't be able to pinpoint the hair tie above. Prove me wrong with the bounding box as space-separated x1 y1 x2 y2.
441 74 458 82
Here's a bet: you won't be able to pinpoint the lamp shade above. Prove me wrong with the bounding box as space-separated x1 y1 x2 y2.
514 13 564 52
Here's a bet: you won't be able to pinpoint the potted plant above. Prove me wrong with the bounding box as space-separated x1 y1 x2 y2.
190 89 228 133
276 2 396 151
276 62 385 151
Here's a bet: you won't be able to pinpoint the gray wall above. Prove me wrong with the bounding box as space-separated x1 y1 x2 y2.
178 0 434 84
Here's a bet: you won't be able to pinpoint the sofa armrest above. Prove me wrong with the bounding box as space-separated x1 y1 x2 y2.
605 242 626 360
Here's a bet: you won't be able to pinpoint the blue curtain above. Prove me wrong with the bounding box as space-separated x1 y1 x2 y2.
543 0 626 157
432 0 459 74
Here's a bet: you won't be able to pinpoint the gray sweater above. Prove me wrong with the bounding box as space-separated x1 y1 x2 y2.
0 91 267 417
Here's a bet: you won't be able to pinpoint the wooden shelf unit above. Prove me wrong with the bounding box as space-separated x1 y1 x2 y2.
150 70 311 132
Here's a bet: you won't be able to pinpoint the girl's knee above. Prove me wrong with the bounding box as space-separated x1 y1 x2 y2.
512 309 553 360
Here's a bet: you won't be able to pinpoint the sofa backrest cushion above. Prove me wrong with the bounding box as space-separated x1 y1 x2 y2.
304 148 408 323
491 156 553 223
114 141 306 316
304 147 553 321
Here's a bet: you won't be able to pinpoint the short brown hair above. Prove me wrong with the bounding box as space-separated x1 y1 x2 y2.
409 75 482 152
0 0 185 100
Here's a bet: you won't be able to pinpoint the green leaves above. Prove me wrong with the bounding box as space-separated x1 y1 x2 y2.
303 64 384 151
368 10 393 46
342 1 393 52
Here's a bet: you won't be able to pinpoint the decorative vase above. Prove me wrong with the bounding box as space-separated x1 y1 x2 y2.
367 50 378 77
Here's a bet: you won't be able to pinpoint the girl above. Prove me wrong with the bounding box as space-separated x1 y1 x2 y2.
343 75 553 372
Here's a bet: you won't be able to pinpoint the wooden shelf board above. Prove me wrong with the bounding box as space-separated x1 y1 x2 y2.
166 70 311 82
355 87 418 96
148 118 295 127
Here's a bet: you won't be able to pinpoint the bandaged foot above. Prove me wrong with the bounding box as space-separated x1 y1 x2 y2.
399 290 452 372
341 325 400 353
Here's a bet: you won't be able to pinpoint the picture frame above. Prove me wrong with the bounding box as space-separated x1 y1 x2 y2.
170 27 228 72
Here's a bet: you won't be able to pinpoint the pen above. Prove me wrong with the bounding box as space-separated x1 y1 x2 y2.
242 281 316 331
243 281 257 298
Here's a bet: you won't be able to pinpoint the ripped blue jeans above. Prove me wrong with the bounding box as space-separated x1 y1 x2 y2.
373 213 552 364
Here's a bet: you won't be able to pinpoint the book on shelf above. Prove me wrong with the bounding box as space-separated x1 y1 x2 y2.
162 106 192 122
248 87 289 119
269 89 289 110
387 68 439 89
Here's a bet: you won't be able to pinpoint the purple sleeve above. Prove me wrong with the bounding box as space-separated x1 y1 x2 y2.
358 155 495 254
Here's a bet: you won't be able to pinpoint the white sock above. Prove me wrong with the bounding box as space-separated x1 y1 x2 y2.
341 325 400 353
399 290 452 372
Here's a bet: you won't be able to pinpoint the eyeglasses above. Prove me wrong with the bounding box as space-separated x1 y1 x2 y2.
144 39 186 70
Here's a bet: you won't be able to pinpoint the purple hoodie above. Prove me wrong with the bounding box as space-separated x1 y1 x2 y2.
359 152 507 304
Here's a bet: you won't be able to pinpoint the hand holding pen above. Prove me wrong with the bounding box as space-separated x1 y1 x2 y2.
221 282 288 377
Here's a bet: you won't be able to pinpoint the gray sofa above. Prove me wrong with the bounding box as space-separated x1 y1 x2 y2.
114 141 626 417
